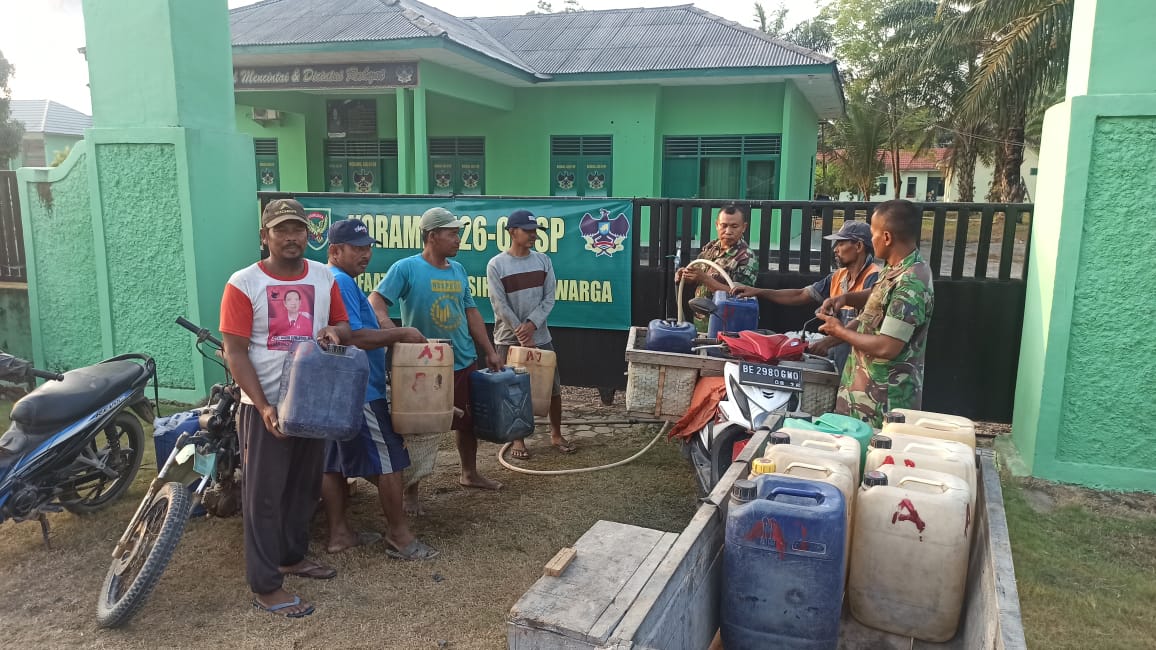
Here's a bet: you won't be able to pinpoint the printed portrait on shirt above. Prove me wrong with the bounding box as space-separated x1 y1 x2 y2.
267 284 316 350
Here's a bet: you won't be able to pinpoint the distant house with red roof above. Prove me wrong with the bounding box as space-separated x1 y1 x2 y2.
828 146 1039 203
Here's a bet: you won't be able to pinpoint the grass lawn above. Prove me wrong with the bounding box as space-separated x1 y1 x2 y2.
1001 472 1156 649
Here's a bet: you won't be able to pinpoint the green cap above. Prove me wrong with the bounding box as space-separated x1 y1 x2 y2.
420 207 467 232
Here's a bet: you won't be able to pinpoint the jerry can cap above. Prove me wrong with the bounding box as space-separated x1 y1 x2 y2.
769 431 791 445
750 458 775 475
731 479 757 503
871 435 892 449
863 471 888 487
884 411 906 424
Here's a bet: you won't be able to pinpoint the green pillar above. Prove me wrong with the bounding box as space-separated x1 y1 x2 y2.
414 87 429 195
19 0 256 401
396 89 413 194
1010 0 1156 491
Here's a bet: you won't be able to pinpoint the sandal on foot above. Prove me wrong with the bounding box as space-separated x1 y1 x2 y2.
281 561 337 580
552 441 577 454
385 538 440 561
253 595 314 619
326 530 382 554
510 447 531 460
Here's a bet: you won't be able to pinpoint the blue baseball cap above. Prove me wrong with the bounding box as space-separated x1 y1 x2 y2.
328 218 379 246
823 220 872 245
507 209 547 232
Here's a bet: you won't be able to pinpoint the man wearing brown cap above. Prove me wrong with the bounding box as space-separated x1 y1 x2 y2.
370 207 503 515
220 198 352 618
731 220 880 373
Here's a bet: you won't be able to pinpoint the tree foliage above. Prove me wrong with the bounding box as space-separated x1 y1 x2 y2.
0 50 24 170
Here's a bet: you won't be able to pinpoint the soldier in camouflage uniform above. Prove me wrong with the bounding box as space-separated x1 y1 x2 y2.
815 200 934 428
674 204 759 332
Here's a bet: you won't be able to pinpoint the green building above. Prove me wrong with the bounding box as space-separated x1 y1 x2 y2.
4 100 91 170
229 0 843 202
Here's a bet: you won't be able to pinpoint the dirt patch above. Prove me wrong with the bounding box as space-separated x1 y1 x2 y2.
1015 475 1156 520
0 389 697 649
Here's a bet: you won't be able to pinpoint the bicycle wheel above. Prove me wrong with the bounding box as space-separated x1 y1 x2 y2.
96 482 191 628
62 412 145 514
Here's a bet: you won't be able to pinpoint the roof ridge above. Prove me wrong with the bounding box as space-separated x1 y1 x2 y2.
394 0 542 75
229 0 292 14
681 5 834 65
478 4 695 19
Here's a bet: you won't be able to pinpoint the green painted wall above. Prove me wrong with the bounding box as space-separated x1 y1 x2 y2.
94 142 195 389
17 144 99 373
781 81 818 201
84 1 233 130
1011 0 1156 492
657 84 785 137
1012 96 1156 492
0 288 33 360
234 104 309 191
425 84 661 197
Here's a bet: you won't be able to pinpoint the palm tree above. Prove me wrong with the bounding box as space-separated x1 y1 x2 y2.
830 96 889 199
873 0 1072 202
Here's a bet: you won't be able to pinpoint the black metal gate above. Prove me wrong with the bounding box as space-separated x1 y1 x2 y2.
0 171 26 283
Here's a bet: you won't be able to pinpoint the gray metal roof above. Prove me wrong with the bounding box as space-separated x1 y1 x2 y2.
230 1 833 77
470 6 833 74
8 100 92 136
230 0 538 76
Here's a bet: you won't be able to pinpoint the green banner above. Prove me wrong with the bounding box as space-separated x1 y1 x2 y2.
296 197 634 330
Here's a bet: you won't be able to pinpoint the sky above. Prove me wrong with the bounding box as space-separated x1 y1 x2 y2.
0 0 822 116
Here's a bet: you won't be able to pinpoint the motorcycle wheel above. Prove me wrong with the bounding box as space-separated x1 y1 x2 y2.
709 424 752 490
96 482 191 629
62 413 145 514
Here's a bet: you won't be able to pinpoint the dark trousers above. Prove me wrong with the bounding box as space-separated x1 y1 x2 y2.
237 403 324 594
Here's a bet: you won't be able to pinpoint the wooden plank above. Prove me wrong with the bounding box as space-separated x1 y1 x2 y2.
543 547 577 577
613 503 725 650
508 521 677 648
978 450 1028 650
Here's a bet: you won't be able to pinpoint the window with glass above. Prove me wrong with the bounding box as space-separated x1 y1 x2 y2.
661 135 781 200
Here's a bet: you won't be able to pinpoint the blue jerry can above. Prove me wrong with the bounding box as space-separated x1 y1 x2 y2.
707 290 760 338
276 341 369 441
722 474 847 650
470 367 534 443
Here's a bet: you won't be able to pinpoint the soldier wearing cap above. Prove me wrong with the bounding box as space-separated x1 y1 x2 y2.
732 220 881 372
219 198 351 618
319 218 439 560
369 207 503 515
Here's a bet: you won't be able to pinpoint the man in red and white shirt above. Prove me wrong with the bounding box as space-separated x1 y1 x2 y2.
220 198 351 619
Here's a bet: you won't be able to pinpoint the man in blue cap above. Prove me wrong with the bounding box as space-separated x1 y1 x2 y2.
487 209 573 459
320 218 439 560
731 220 880 372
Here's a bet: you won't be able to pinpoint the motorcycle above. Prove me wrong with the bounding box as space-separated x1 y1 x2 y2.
680 301 838 495
96 317 241 629
0 351 156 546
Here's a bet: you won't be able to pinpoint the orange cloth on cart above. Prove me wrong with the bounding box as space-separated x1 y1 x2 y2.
668 376 727 441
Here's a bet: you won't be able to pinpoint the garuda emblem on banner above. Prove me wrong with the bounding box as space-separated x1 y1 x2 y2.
306 209 331 251
579 208 630 258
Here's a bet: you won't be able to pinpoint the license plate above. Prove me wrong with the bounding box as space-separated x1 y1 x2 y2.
738 361 803 391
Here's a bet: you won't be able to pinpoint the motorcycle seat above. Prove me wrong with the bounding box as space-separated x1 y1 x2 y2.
9 360 149 432
0 421 47 469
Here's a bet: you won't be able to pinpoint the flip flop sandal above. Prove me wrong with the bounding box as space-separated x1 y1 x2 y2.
253 595 315 619
282 562 338 580
553 441 577 454
385 538 440 561
510 448 531 460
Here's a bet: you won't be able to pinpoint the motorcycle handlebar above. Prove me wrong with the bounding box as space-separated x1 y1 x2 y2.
176 316 223 349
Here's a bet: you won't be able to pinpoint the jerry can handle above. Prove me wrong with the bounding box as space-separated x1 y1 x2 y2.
766 486 826 504
783 461 833 477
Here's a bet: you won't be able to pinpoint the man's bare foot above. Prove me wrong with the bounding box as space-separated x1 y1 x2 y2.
253 588 314 618
326 530 382 554
459 473 502 490
403 488 425 516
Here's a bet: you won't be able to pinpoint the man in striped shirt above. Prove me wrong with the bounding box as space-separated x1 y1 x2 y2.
487 209 573 459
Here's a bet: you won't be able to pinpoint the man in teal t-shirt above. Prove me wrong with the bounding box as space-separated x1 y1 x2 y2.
371 207 503 513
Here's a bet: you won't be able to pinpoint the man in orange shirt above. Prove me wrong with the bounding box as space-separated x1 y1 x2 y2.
731 220 880 372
